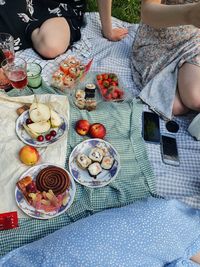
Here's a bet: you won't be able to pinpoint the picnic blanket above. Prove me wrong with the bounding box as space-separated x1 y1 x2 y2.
1 11 200 257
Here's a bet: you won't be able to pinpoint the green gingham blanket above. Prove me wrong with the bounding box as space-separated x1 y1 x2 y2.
0 78 156 257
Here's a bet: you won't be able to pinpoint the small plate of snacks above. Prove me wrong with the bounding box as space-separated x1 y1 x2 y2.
96 73 126 102
74 83 97 111
15 163 76 219
42 56 93 94
69 138 120 188
16 101 68 147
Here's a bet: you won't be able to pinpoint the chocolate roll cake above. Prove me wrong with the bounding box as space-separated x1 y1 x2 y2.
36 166 70 195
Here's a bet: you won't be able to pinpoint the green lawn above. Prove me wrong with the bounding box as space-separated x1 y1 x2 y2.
87 0 141 23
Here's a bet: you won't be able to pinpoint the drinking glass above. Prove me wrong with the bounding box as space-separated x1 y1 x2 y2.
1 57 28 90
0 33 15 60
0 33 15 90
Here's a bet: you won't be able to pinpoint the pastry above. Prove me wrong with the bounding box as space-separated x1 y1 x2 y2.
36 166 70 196
101 156 114 170
89 147 104 162
76 154 92 169
88 162 102 177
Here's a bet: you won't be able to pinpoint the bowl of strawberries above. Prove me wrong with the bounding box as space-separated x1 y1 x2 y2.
96 73 125 102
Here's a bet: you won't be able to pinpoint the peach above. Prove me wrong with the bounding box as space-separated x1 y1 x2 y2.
19 145 39 166
89 123 106 139
75 119 90 136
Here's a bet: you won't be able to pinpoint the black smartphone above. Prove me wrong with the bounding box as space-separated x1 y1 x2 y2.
142 111 160 143
160 135 179 166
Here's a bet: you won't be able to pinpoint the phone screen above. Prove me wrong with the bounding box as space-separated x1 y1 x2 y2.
161 135 179 165
142 112 160 143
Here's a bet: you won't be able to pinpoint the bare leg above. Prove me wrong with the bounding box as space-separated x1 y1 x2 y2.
174 63 200 115
191 251 200 264
172 89 189 116
31 17 71 59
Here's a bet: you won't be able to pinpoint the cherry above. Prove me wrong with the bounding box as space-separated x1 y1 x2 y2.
50 130 57 137
45 134 52 141
37 135 44 142
26 118 33 125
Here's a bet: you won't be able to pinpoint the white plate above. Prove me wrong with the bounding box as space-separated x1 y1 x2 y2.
69 138 120 188
15 163 76 219
16 110 68 147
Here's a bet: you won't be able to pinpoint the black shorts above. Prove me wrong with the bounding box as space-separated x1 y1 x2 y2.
0 0 86 51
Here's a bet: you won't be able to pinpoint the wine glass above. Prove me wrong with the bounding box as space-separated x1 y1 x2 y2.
0 33 15 90
1 57 28 90
0 32 15 61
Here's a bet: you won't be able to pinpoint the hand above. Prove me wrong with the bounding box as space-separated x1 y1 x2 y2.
103 28 128 41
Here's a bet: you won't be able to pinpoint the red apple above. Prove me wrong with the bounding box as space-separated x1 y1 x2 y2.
75 119 90 136
89 123 106 139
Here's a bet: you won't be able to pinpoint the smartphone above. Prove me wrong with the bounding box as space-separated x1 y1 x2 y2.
142 111 160 143
160 135 179 166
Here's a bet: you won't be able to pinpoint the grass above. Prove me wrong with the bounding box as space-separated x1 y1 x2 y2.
86 0 141 23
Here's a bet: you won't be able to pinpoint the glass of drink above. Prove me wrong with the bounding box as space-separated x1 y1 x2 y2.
0 33 15 61
1 57 28 90
0 33 15 90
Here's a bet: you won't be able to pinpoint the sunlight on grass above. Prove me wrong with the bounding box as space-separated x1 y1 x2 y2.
87 0 141 23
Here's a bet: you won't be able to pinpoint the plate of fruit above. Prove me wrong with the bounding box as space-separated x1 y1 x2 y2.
96 73 126 102
69 138 120 188
42 56 93 93
15 163 76 219
16 101 68 147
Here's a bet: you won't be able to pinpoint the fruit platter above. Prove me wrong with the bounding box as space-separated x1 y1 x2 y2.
15 163 76 219
16 101 68 147
96 73 125 101
42 56 93 93
69 138 120 188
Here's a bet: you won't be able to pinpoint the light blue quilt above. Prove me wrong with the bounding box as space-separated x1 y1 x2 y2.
0 197 200 267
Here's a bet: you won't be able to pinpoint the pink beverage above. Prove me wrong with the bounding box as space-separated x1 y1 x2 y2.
2 57 28 90
7 70 27 89
3 50 14 62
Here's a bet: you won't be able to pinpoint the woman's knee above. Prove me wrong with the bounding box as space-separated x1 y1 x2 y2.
31 18 70 59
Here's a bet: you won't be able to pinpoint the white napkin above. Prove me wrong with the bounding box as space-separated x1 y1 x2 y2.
0 93 70 218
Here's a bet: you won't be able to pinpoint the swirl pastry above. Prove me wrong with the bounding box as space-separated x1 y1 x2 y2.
36 166 70 195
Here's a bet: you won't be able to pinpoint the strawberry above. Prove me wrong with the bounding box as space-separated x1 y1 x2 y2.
101 88 107 96
110 81 117 86
97 74 103 80
103 74 109 80
103 80 109 88
98 80 103 85
104 93 112 100
112 90 119 99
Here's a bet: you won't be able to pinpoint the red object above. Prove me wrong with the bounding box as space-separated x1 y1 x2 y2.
75 119 90 136
45 134 52 141
3 50 14 61
8 70 27 89
89 123 106 139
50 130 57 137
0 211 19 231
37 135 44 142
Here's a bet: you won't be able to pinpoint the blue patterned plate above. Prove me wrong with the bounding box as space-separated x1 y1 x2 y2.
15 163 76 220
16 110 68 147
69 138 120 188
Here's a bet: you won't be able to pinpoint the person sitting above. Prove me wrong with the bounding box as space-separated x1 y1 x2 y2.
131 0 200 118
0 197 200 266
0 0 128 59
